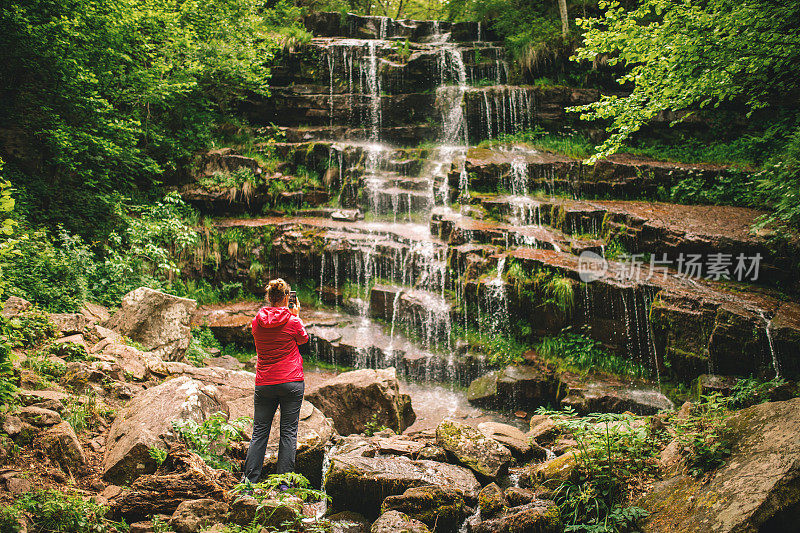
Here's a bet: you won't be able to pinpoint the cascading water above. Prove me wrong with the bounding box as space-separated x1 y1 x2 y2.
760 311 781 379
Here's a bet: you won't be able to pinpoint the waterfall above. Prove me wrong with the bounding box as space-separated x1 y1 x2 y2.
760 311 781 379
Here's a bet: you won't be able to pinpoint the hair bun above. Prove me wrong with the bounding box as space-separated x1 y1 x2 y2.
266 278 290 305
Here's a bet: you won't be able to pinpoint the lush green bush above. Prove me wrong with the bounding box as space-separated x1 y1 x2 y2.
536 408 655 532
3 308 58 349
185 327 224 367
173 412 251 471
2 0 309 243
3 230 94 313
11 489 126 533
674 393 732 477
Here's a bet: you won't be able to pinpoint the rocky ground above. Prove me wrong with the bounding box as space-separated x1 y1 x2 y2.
2 287 800 533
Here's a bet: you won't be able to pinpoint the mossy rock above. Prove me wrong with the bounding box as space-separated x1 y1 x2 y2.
381 485 469 533
478 483 507 519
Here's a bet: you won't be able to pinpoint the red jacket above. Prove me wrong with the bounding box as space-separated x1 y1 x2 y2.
252 306 308 386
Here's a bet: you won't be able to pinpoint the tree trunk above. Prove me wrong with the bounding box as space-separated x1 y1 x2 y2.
557 0 570 37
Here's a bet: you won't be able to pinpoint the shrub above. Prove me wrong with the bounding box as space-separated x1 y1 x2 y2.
4 229 95 313
536 407 655 532
3 308 57 349
674 393 732 477
172 412 251 471
13 489 126 533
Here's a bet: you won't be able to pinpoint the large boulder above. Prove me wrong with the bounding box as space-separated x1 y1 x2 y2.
639 398 800 532
371 511 432 533
105 287 196 361
325 454 480 519
103 376 225 484
381 485 471 533
228 495 303 529
305 368 415 435
435 419 513 480
110 447 236 522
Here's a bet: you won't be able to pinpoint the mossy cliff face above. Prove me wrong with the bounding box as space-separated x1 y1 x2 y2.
639 397 800 532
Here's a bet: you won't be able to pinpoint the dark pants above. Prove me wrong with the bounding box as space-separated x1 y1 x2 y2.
241 380 305 484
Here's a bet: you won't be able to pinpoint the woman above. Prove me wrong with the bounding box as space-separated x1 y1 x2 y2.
241 278 309 487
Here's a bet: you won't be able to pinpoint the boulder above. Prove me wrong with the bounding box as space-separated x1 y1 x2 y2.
469 501 563 533
99 344 152 381
560 383 673 415
504 487 537 508
49 313 87 335
478 483 507 519
110 447 237 521
41 421 86 473
81 302 111 323
228 495 303 528
105 287 196 361
325 454 480 519
435 419 512 480
527 415 560 446
103 376 225 484
467 366 563 411
640 398 800 532
169 499 229 533
478 422 546 461
525 450 585 487
17 406 61 427
381 485 470 533
305 368 415 435
370 511 431 533
328 511 370 533
2 296 31 318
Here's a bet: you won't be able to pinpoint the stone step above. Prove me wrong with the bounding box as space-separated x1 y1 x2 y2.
490 247 800 380
451 146 752 202
361 187 432 214
473 193 799 292
304 12 499 43
430 209 604 256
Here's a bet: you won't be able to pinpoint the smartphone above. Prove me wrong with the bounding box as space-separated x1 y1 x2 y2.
288 290 297 308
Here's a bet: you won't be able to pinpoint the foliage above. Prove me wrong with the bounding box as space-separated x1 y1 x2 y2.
0 506 21 533
169 279 249 306
755 125 800 230
63 394 114 434
3 309 57 349
727 376 789 409
40 342 94 363
537 328 647 378
185 327 223 367
231 473 328 532
2 0 309 242
3 229 95 313
22 354 67 382
172 412 251 471
363 413 389 437
452 325 526 366
505 262 575 322
536 407 655 532
97 193 199 305
11 489 127 533
666 170 755 207
572 0 800 162
149 446 168 467
673 393 732 477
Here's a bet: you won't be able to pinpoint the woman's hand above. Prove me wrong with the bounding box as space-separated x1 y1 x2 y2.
290 303 300 317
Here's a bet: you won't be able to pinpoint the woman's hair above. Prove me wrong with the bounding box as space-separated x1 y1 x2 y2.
266 278 290 306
